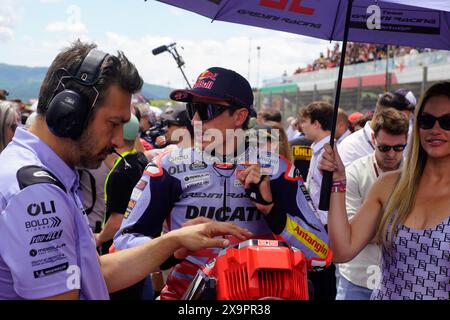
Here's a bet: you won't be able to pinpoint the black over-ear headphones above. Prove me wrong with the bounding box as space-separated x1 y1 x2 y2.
46 49 109 139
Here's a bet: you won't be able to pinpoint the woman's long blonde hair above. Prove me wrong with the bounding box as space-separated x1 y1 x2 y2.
376 81 450 247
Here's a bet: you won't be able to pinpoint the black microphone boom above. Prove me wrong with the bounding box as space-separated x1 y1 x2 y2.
152 45 168 56
113 150 132 170
151 42 191 89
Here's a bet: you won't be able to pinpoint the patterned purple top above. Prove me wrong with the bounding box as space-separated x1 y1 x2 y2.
372 215 450 300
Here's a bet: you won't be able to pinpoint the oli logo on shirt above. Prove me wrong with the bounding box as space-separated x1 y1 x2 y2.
27 201 56 216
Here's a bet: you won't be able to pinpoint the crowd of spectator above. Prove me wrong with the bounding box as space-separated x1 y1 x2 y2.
294 43 432 75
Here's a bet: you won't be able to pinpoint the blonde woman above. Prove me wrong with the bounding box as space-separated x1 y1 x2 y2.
0 101 20 153
320 81 450 300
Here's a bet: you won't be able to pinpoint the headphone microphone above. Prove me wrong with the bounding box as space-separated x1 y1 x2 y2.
113 150 132 170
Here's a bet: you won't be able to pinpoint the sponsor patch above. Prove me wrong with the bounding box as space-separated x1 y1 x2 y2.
124 200 137 219
292 145 312 161
285 217 328 258
29 243 66 257
130 188 142 201
135 180 147 191
183 173 210 188
189 161 208 171
33 262 69 278
25 216 61 231
31 253 66 267
29 230 63 244
234 179 244 187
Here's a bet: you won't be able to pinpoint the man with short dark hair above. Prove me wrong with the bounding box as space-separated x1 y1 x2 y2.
339 90 414 167
299 101 337 300
0 41 251 300
115 67 332 300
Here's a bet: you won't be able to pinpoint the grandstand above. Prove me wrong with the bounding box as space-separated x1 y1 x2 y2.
256 49 450 122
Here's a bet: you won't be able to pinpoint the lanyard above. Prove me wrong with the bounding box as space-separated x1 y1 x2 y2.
363 127 375 151
104 149 137 204
372 154 383 178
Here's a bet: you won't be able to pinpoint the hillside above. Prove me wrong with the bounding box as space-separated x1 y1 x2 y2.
0 63 172 102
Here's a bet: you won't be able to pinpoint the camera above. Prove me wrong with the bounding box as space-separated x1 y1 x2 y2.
143 120 168 148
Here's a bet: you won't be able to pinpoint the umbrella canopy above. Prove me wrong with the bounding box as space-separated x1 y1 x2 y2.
155 0 450 50
154 0 450 210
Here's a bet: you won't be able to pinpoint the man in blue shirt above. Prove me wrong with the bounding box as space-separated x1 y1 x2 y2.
0 41 251 300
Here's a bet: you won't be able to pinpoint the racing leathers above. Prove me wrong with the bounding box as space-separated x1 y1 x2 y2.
114 146 332 299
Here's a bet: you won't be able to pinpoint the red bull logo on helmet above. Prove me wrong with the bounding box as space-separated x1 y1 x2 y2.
193 69 219 90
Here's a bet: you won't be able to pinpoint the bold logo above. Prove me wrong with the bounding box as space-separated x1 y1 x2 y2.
33 262 69 278
25 217 61 230
27 201 56 216
30 230 63 244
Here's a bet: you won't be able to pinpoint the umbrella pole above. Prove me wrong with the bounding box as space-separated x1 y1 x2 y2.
319 0 353 211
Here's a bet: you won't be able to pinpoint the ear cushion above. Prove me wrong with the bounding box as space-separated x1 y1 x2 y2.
46 90 90 139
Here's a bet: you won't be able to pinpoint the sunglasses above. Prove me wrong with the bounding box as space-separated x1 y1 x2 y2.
376 144 407 152
186 102 232 121
417 113 450 130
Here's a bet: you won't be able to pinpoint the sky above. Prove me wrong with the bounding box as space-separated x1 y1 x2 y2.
0 0 336 89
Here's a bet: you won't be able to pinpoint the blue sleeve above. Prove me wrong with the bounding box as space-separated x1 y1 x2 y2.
264 158 332 271
0 184 78 299
114 160 182 250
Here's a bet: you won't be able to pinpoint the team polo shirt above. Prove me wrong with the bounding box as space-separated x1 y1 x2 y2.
0 128 109 299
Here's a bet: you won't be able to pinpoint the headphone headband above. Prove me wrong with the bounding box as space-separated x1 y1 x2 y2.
75 49 108 85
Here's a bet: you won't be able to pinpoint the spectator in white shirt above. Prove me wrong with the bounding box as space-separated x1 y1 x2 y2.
336 108 409 300
339 91 414 167
299 101 333 225
299 101 336 300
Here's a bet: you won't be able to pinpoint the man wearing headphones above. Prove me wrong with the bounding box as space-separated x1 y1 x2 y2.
0 41 252 300
115 67 332 299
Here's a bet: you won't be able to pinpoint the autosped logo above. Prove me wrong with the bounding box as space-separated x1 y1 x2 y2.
29 243 66 257
29 230 63 244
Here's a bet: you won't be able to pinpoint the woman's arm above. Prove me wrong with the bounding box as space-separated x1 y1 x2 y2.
319 144 398 263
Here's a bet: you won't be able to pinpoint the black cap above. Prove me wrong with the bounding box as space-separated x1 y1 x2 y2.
170 67 253 109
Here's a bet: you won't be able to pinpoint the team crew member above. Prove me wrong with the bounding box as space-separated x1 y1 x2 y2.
115 67 332 299
0 42 252 300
